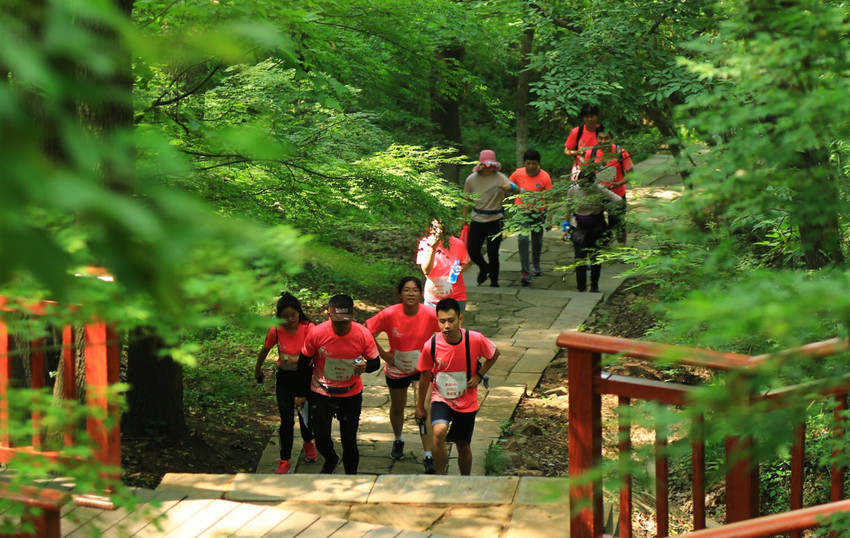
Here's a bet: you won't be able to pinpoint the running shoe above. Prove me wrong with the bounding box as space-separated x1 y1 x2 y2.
423 455 436 474
532 266 542 276
303 441 318 462
521 272 531 286
391 440 405 460
275 460 291 475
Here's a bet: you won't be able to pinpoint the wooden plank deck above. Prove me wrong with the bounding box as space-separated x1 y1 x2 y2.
59 491 446 537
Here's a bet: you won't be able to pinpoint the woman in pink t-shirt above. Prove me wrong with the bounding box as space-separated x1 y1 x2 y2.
416 220 472 312
255 292 317 474
366 276 439 473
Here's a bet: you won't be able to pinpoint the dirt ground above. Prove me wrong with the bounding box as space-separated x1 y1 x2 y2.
501 277 663 477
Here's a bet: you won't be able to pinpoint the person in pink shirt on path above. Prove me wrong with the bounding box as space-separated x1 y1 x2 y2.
294 294 380 475
581 128 634 243
414 298 500 475
366 276 440 473
509 149 553 285
416 219 472 312
564 103 604 181
254 292 318 475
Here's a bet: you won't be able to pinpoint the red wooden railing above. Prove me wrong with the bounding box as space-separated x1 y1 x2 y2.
0 485 67 537
0 296 120 518
558 330 850 538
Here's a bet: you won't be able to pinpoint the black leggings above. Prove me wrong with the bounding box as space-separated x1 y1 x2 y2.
275 368 313 460
468 218 503 284
573 213 607 291
308 392 362 474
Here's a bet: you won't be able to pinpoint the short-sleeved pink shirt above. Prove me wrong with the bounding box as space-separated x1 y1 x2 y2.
417 330 496 413
416 236 470 304
509 168 553 209
264 320 312 369
366 303 438 379
301 321 379 398
565 125 599 168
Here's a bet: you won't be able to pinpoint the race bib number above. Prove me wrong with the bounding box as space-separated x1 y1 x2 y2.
393 350 420 375
323 357 355 381
278 353 299 371
425 276 453 299
570 163 582 182
435 371 467 400
596 165 617 185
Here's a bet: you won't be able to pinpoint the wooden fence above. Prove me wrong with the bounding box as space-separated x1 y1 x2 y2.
558 330 850 538
0 297 120 534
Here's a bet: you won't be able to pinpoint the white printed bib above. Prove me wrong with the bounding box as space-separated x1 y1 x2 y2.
278 353 299 372
393 350 420 375
435 371 467 400
596 165 617 184
425 276 453 300
323 357 355 381
570 163 582 182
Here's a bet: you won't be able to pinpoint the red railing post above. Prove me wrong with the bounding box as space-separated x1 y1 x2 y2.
692 413 706 530
832 395 847 503
84 322 121 471
656 422 669 537
0 321 9 453
568 346 603 538
618 396 633 538
725 434 759 523
725 374 759 523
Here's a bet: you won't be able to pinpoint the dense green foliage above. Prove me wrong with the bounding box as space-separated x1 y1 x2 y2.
2 0 850 531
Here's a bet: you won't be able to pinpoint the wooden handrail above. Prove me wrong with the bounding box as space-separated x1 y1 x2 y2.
560 330 850 538
682 499 850 537
557 331 752 370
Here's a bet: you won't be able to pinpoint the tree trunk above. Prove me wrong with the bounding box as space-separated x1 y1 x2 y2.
795 149 845 270
515 28 534 169
106 0 186 439
124 328 186 438
430 43 465 184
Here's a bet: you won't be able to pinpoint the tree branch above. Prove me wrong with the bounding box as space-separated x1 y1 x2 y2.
139 65 221 119
529 3 583 34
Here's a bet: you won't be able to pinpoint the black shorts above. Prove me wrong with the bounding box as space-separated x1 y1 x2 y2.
430 400 477 445
385 371 421 390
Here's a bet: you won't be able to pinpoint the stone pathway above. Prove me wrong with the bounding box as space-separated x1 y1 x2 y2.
254 153 683 478
83 154 682 537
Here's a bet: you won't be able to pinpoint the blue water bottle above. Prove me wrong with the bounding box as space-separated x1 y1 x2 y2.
449 260 461 284
561 220 571 242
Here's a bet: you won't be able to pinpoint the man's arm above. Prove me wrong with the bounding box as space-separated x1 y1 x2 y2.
294 352 314 406
415 371 432 420
364 354 381 374
468 349 499 389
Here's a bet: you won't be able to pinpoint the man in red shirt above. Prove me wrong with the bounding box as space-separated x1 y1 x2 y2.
582 128 634 243
509 149 553 284
414 298 499 475
564 103 603 181
295 294 380 474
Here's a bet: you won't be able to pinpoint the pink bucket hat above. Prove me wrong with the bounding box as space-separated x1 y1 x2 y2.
473 149 501 172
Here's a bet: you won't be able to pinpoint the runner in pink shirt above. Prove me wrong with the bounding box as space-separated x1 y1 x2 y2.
509 149 553 284
415 298 499 475
366 276 439 473
417 219 472 311
254 292 318 474
295 294 380 474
